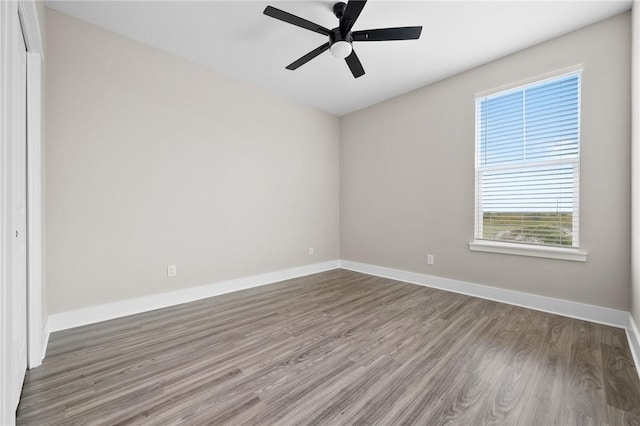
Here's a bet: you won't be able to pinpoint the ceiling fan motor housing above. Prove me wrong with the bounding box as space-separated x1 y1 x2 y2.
330 27 353 45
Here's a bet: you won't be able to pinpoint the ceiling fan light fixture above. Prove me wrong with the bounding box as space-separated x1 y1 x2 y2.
330 41 352 59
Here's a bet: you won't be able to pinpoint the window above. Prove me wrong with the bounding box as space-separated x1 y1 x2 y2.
472 70 584 260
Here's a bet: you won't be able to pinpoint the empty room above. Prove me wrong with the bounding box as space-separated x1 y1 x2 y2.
2 0 640 424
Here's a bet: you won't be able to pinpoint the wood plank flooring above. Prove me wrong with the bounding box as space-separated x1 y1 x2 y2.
16 269 640 425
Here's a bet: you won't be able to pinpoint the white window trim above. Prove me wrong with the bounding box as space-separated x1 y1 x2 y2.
475 64 583 98
473 66 584 259
469 240 587 262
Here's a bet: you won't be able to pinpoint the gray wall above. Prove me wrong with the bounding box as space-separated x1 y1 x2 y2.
45 9 340 314
340 13 631 310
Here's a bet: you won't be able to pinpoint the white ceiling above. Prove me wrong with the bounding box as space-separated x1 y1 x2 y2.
46 0 631 116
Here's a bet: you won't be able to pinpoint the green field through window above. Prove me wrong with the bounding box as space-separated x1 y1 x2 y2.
482 212 573 247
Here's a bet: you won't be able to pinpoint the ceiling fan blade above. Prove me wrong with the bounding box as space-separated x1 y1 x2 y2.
352 26 423 41
345 50 365 78
264 6 331 36
286 42 330 70
340 0 367 33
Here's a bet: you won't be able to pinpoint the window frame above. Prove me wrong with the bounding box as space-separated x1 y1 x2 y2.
470 66 587 262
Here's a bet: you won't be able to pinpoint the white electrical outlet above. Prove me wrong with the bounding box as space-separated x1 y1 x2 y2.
427 255 434 265
308 247 314 256
167 264 177 277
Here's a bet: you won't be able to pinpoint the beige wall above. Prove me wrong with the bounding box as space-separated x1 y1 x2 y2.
340 13 631 310
47 7 632 315
45 9 340 314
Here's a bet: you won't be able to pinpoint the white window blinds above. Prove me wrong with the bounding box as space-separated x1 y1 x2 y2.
475 71 581 248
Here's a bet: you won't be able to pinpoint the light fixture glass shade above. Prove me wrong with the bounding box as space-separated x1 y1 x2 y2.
330 41 353 59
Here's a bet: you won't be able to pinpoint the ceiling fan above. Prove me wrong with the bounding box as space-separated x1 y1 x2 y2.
263 0 422 78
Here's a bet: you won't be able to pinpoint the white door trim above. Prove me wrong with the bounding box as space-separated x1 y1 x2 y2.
26 52 43 368
0 2 43 423
17 2 43 59
18 0 45 370
0 4 16 423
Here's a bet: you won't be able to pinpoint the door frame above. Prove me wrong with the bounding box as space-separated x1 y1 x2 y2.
18 0 45 371
0 0 43 423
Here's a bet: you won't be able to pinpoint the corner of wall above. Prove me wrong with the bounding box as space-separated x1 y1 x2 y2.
628 314 640 379
631 0 640 356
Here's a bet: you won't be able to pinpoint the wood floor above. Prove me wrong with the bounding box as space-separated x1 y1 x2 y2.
17 269 640 425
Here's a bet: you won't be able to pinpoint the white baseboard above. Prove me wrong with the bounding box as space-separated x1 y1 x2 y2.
627 314 640 379
47 260 340 332
45 258 637 373
339 260 629 329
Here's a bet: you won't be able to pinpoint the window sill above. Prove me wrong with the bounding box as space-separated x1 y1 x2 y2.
469 240 587 262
